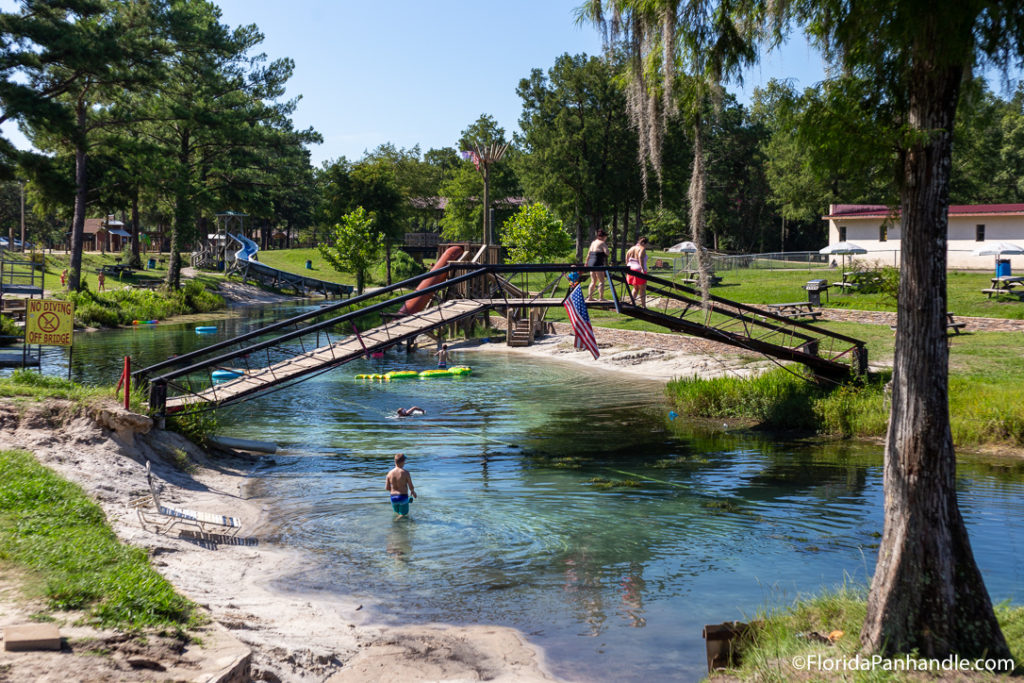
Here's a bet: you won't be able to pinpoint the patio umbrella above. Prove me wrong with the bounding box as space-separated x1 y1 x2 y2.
819 241 868 273
666 240 698 270
971 241 1024 274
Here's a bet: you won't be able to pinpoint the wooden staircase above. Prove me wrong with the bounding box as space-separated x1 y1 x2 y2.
507 317 533 347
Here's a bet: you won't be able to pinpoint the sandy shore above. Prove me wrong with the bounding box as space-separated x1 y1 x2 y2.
451 321 781 382
0 402 556 682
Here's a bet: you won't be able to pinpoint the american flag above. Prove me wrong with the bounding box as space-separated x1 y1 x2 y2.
460 149 480 171
563 284 600 360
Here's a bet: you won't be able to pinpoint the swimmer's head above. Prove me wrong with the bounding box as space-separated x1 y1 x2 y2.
395 453 406 465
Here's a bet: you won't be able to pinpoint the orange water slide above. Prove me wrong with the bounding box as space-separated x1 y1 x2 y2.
397 245 465 316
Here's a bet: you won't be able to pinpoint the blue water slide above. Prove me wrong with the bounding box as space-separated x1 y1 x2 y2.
231 233 260 262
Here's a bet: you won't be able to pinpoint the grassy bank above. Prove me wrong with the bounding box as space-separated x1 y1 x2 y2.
0 369 145 411
725 586 1024 680
60 278 225 328
667 365 1024 448
0 449 197 631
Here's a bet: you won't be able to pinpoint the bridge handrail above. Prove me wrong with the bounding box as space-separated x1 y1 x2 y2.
133 264 456 381
629 270 866 347
143 265 486 384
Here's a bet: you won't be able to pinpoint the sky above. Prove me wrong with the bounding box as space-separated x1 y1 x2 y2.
4 1 1017 167
212 0 830 166
0 0 835 167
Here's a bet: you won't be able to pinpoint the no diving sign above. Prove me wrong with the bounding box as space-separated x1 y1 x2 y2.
26 299 75 346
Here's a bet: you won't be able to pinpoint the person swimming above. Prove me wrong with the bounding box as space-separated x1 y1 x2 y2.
396 406 425 417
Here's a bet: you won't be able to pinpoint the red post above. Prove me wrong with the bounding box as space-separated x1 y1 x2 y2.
115 356 131 409
123 356 130 410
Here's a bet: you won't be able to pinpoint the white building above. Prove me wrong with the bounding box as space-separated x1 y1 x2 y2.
823 203 1024 269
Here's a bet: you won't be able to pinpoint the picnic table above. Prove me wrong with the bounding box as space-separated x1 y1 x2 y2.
982 275 1024 298
679 270 723 286
98 264 134 278
764 301 821 320
891 312 967 335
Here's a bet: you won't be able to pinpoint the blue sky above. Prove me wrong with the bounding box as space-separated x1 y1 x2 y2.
213 0 830 166
6 1 1017 167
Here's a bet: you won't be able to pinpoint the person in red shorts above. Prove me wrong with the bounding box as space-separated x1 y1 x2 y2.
624 236 648 307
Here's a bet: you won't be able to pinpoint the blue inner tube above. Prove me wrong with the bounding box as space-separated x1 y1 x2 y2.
211 369 242 381
195 326 218 333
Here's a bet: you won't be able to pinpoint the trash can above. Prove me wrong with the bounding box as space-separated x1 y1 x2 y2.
997 259 1012 277
147 257 156 269
217 259 225 271
804 279 829 306
305 259 313 270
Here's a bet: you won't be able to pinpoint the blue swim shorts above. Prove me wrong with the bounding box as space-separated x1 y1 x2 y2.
390 494 411 515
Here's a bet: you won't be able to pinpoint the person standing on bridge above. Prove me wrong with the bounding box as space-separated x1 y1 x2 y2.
385 453 417 517
586 230 609 301
625 236 649 307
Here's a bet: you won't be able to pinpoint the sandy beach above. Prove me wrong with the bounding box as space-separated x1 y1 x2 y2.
0 399 559 682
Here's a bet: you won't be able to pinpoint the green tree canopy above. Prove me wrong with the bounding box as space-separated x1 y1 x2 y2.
500 203 573 264
318 206 382 295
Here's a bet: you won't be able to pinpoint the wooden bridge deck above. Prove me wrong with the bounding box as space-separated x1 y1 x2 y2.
166 299 485 410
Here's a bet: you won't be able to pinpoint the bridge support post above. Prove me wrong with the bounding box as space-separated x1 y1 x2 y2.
149 380 167 421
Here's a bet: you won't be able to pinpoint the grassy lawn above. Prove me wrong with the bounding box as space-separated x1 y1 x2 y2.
725 585 1024 680
0 448 196 631
9 250 175 292
255 248 357 286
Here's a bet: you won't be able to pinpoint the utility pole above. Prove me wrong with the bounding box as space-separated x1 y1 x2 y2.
19 181 25 252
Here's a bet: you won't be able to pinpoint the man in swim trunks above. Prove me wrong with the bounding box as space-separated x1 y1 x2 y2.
435 344 449 368
385 453 417 516
396 406 425 417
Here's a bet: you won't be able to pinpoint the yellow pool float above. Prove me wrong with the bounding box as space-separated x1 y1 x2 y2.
386 370 420 379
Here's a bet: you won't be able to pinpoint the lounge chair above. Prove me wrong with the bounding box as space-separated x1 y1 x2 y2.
131 461 242 537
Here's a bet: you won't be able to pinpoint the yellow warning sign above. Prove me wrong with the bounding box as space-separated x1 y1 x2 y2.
25 299 75 346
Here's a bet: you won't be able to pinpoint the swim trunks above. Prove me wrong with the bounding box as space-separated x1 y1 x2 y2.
390 494 411 515
437 362 447 369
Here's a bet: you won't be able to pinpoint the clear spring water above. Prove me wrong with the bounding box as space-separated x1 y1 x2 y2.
32 302 1024 681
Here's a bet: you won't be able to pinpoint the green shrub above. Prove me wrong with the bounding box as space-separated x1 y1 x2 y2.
373 249 426 284
0 314 21 343
59 279 224 328
166 401 219 446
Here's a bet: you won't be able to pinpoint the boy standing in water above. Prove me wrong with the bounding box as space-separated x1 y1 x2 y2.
385 453 417 517
434 344 449 368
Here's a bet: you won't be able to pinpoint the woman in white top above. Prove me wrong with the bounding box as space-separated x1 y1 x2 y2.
585 230 609 300
624 236 649 307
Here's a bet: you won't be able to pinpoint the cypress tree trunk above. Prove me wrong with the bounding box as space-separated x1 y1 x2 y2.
167 129 191 290
688 118 710 300
861 39 1010 659
129 189 141 268
68 101 88 291
620 206 629 263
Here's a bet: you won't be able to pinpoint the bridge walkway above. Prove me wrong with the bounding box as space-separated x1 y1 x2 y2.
137 264 866 416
